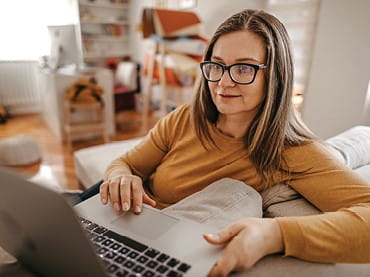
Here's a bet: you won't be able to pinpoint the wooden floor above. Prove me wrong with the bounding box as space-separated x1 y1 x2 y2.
0 110 159 191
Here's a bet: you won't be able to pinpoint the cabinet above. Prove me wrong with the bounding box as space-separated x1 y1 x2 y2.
37 66 115 143
64 101 109 149
76 0 130 65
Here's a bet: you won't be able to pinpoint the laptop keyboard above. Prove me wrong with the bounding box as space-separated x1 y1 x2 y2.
79 217 191 277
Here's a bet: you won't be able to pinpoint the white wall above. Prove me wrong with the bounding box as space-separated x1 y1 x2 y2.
128 0 265 63
302 0 370 139
168 0 265 38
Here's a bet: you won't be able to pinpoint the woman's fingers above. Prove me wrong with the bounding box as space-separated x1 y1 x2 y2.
100 175 152 213
99 181 109 204
119 177 132 212
131 177 143 213
204 221 244 245
143 191 157 207
109 178 122 211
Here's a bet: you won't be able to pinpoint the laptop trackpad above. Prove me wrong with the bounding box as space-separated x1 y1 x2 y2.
110 207 178 240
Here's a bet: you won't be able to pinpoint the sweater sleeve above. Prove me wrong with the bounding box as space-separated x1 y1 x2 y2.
276 141 370 263
104 105 188 181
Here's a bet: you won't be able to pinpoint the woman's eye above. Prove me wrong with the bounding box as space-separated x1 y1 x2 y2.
211 64 221 71
237 65 252 74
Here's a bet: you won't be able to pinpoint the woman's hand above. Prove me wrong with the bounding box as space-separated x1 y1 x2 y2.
204 217 284 277
99 174 156 214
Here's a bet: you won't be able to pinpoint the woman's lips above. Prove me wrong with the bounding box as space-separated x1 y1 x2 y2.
215 87 241 98
218 94 241 98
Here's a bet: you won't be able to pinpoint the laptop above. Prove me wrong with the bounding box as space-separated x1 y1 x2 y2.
0 167 221 276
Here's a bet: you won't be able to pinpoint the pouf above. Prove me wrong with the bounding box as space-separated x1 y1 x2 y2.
0 135 41 166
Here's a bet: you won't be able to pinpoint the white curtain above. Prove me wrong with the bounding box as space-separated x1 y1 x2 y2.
0 0 77 61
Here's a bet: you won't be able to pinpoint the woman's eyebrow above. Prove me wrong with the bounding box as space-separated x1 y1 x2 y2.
211 56 262 63
235 57 261 63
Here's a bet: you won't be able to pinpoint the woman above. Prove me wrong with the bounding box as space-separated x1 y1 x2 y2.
99 9 370 276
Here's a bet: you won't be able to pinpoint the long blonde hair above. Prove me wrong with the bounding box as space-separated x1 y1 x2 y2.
192 9 315 183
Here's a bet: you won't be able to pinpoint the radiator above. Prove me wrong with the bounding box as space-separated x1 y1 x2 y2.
0 61 40 114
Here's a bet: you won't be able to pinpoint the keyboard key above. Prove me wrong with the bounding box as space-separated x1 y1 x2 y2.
114 255 126 264
123 260 135 269
128 251 139 259
167 258 180 267
156 265 169 273
86 223 98 230
93 236 105 243
143 270 155 277
102 239 114 247
97 247 109 255
132 264 145 273
178 263 191 273
81 218 92 225
107 263 119 273
144 248 160 258
146 260 158 269
137 255 149 264
105 231 148 252
157 253 170 263
111 243 122 251
167 270 183 277
94 226 107 234
115 269 130 277
119 247 130 255
104 251 117 260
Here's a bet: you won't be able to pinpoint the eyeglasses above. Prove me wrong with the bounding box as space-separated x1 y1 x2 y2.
200 61 267 85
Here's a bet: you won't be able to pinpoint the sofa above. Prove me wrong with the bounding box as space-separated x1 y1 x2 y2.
1 126 369 276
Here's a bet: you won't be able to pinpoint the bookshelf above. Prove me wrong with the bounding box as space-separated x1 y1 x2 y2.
77 0 130 65
139 9 205 129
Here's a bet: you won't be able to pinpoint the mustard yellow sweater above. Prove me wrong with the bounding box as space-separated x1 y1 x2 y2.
106 104 370 263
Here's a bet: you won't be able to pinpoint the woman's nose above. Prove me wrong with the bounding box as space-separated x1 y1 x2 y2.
218 70 235 87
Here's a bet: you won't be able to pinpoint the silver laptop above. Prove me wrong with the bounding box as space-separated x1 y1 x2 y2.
0 167 221 276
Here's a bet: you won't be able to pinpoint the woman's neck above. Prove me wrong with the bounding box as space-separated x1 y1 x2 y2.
216 114 254 139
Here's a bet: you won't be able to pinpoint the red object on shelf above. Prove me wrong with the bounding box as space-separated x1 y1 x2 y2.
114 84 136 112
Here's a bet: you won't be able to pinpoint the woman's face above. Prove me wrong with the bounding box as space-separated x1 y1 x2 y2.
208 30 267 119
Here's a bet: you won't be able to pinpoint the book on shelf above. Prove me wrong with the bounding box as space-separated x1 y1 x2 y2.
142 8 201 38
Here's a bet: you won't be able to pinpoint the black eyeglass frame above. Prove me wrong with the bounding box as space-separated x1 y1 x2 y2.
200 61 267 85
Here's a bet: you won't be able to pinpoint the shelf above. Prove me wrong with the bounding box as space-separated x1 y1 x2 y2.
82 36 129 42
83 52 130 59
78 0 131 64
81 19 129 25
79 2 128 10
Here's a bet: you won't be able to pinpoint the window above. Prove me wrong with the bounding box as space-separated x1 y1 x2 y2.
0 0 77 61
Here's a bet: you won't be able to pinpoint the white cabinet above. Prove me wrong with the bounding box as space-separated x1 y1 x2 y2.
77 0 130 64
38 66 116 142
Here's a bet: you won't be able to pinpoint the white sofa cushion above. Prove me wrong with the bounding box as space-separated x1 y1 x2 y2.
74 137 143 188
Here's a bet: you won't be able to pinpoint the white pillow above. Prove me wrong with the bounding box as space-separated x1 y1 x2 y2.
325 125 370 169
